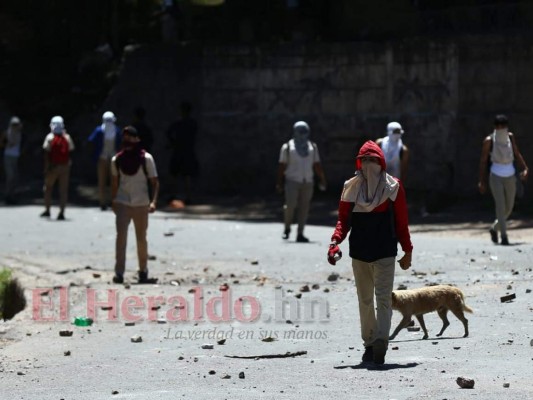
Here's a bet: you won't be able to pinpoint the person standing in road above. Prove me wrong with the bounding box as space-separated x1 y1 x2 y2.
376 121 409 182
111 126 159 284
327 140 413 365
276 121 327 242
478 114 528 245
2 116 23 204
41 116 75 220
166 102 199 204
88 111 121 210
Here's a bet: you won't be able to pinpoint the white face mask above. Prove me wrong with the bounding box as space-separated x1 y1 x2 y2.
494 127 509 143
390 133 402 143
361 161 382 198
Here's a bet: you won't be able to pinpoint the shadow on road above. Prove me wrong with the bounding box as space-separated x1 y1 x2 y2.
334 362 419 370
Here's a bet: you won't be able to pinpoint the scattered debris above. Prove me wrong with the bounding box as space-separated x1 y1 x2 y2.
327 273 339 282
221 374 231 379
490 255 498 261
225 351 307 359
261 337 276 343
157 318 167 324
503 382 510 388
170 280 180 286
397 284 408 290
201 344 214 350
208 370 216 375
295 293 302 299
526 289 531 294
131 335 143 343
217 339 226 345
64 350 71 356
219 283 229 292
507 284 513 290
112 390 119 395
407 326 420 332
164 232 174 237
456 377 475 389
151 305 161 311
250 260 259 265
59 330 73 337
300 285 310 293
92 273 101 278
17 371 25 376
432 342 438 345
392 346 399 350
323 288 330 293
500 293 516 303
188 288 196 293
101 306 113 311
239 372 245 379
148 255 157 261
453 347 461 350
312 284 320 290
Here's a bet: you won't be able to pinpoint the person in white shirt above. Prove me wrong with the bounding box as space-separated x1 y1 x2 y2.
478 114 528 245
111 126 159 284
2 116 23 204
376 122 409 182
276 121 327 242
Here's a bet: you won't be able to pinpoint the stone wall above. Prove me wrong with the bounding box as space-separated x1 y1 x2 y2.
101 37 533 203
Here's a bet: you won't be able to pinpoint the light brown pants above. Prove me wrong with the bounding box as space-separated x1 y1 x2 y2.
44 164 70 212
97 158 111 207
489 173 516 238
352 257 396 347
115 203 149 276
283 180 314 234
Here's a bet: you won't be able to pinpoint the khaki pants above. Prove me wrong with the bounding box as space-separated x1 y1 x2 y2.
44 164 70 212
97 158 111 207
352 257 396 347
115 203 149 276
489 173 516 238
283 180 314 234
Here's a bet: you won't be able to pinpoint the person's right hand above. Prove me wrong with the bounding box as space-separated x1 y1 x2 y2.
327 244 342 266
478 181 487 194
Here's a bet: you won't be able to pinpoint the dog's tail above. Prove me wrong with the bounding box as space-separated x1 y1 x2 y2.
460 292 474 313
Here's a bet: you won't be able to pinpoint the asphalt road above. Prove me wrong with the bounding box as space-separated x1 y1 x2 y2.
0 205 532 400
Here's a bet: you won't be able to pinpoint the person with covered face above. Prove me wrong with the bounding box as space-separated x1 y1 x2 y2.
478 114 528 245
41 116 75 220
2 116 23 204
327 140 413 365
376 122 409 182
88 111 122 210
276 121 327 242
111 126 159 284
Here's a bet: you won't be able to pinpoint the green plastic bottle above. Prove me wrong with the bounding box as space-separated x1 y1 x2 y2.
74 317 94 326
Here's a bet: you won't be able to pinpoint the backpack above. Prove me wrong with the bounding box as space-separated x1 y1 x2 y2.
49 135 70 164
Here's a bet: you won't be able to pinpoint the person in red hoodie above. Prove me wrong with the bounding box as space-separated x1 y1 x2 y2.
327 140 413 365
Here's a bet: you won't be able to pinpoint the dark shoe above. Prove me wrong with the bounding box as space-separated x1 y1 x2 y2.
40 210 51 218
489 229 498 244
112 274 124 284
282 229 290 240
296 234 309 243
501 236 510 246
362 346 374 363
138 270 149 284
57 212 65 221
100 205 108 211
372 339 387 365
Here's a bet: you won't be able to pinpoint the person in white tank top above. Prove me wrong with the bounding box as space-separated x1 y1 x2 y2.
478 114 528 245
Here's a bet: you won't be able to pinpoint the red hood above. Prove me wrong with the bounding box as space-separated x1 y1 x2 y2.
355 140 386 171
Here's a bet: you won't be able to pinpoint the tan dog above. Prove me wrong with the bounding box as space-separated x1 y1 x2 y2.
389 285 473 340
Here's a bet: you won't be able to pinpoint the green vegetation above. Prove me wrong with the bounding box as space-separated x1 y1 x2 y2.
0 268 26 320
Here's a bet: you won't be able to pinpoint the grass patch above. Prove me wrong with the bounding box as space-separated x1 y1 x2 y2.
0 268 26 320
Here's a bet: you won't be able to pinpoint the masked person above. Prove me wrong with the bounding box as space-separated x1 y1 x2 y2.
41 116 75 220
277 121 327 242
111 126 159 284
478 114 528 245
88 111 121 210
2 116 23 204
376 122 409 182
327 140 413 365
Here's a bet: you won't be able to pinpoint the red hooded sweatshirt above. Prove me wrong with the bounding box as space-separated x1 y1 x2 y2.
331 141 412 262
